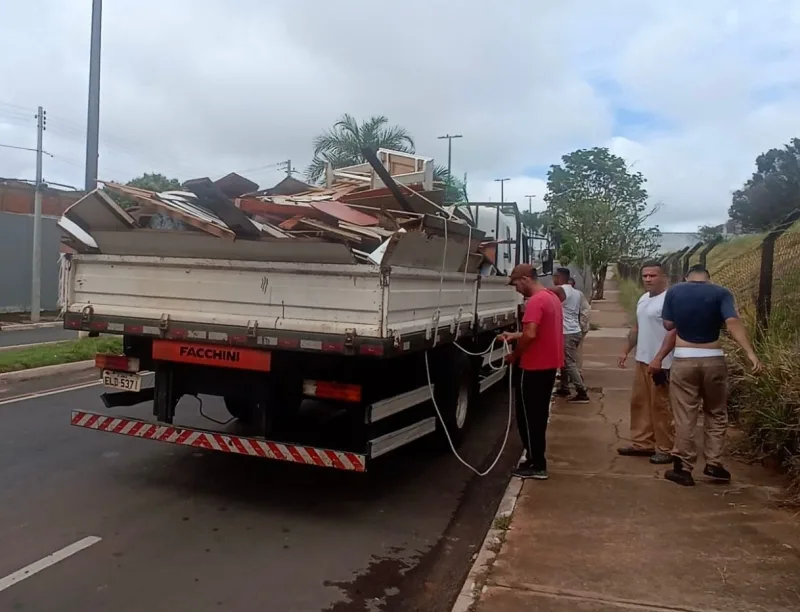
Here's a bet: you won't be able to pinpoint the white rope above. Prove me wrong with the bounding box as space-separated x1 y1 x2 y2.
425 212 515 476
424 340 514 477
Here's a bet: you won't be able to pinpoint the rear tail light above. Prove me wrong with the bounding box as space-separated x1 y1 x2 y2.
95 353 140 373
302 380 362 403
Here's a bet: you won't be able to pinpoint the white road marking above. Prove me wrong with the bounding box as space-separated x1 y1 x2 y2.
0 372 154 407
0 536 102 592
0 381 102 406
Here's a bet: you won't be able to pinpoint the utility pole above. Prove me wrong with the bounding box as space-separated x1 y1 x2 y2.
494 177 510 202
31 106 46 322
524 194 536 213
85 0 102 192
278 160 297 178
437 133 462 200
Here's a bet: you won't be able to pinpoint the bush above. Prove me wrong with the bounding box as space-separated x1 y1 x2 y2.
617 277 641 322
727 305 800 505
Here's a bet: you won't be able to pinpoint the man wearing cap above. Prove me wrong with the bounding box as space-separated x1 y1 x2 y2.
499 263 564 480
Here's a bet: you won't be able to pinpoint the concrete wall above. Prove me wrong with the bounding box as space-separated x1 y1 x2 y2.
0 212 61 313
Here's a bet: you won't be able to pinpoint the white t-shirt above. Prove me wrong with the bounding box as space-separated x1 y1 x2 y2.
561 284 583 335
635 291 673 368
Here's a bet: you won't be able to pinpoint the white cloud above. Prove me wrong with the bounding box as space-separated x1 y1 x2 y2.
1 0 799 232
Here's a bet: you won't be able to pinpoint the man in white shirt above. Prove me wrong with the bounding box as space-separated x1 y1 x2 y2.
552 268 590 404
617 261 676 464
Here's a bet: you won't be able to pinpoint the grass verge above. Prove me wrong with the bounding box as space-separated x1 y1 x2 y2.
0 336 122 374
617 277 641 323
726 305 800 505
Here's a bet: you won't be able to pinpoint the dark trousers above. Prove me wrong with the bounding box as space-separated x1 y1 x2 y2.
514 367 558 470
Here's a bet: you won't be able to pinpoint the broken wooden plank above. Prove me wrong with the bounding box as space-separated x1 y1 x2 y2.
296 218 363 243
310 199 380 227
63 189 136 234
90 230 356 264
102 182 235 240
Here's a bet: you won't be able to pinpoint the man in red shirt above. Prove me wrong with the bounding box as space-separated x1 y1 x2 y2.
499 264 564 480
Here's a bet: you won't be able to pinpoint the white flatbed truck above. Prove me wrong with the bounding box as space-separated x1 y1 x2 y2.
64 254 522 472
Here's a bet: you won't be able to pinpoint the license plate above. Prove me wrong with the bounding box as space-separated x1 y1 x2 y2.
102 370 142 392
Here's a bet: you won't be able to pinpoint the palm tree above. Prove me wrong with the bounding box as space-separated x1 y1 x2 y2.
306 114 415 183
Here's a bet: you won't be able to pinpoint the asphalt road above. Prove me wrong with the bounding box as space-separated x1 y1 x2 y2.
0 373 520 612
0 326 77 348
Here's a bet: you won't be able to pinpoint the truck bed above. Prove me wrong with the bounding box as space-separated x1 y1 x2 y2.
63 254 519 353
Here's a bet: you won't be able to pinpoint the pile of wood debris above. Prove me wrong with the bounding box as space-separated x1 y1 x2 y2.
59 148 492 273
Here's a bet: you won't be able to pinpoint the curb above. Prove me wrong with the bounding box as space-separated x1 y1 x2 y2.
0 360 95 383
0 321 63 331
0 340 67 353
451 472 524 612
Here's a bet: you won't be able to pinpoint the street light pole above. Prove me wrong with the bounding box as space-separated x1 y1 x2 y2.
437 133 462 201
494 177 510 203
85 0 103 192
524 194 536 213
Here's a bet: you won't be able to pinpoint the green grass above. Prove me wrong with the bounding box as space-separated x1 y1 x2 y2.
617 278 641 322
726 306 800 505
0 336 123 373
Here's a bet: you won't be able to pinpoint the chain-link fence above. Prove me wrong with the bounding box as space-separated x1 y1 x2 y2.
617 222 800 332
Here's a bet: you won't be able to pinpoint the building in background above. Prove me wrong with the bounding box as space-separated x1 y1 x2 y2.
0 180 82 314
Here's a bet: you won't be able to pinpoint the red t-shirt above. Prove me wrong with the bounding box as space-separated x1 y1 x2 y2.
519 290 564 371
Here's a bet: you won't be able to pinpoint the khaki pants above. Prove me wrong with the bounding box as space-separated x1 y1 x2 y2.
670 356 728 471
630 362 674 454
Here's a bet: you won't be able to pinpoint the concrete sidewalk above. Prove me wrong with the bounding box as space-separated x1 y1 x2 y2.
470 285 800 612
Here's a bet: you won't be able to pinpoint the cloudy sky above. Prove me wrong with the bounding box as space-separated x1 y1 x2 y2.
2 0 799 232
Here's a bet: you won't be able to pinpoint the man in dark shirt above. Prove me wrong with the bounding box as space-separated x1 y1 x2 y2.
661 265 762 486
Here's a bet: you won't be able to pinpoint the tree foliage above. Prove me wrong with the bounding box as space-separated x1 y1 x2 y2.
306 114 415 183
126 173 181 192
697 224 724 243
729 138 800 232
122 172 183 229
545 147 660 298
435 165 468 203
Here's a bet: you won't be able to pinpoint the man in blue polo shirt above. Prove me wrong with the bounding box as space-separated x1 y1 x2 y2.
661 265 762 487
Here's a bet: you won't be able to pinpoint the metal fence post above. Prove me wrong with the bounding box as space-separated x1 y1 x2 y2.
756 234 777 330
682 242 703 276
756 210 800 330
698 236 723 268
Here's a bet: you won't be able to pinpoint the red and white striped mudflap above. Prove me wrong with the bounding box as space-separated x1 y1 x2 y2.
70 410 367 472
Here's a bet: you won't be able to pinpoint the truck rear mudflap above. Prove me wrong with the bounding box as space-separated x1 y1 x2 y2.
71 410 368 472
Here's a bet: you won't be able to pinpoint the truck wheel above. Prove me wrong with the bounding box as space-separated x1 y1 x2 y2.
432 350 474 449
223 397 253 422
224 395 272 436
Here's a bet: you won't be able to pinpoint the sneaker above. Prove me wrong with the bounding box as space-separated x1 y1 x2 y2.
568 392 590 404
650 452 673 465
703 464 731 483
554 388 570 398
617 446 654 457
512 464 548 480
665 460 695 487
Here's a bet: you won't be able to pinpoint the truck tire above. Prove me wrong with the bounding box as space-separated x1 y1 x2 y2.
432 349 475 449
223 397 254 422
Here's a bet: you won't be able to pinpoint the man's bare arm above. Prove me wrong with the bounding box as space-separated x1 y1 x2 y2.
549 286 566 302
725 318 762 372
654 329 677 361
510 321 538 362
662 319 675 331
618 324 638 367
647 329 677 373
